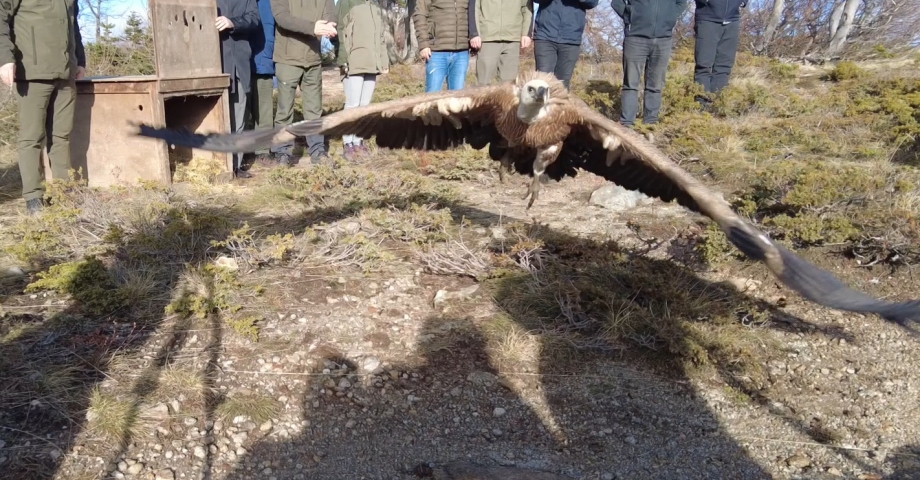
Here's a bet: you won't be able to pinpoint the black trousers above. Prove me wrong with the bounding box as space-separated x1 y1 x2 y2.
693 19 740 93
620 36 673 126
533 39 581 89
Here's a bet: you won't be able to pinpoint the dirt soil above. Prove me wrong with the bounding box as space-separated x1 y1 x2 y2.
2 68 920 480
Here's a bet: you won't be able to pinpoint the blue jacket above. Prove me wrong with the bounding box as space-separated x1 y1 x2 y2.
532 0 599 46
251 0 276 75
694 0 746 24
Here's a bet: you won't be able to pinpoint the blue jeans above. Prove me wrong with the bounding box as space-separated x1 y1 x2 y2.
425 50 469 92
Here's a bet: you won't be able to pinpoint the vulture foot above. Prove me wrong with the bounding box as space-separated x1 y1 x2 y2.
522 174 542 209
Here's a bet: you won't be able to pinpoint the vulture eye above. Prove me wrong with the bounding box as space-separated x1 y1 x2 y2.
528 86 534 93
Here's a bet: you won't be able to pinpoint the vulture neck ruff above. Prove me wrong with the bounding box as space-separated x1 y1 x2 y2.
516 101 550 124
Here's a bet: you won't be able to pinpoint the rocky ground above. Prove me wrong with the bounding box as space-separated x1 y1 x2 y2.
2 160 919 480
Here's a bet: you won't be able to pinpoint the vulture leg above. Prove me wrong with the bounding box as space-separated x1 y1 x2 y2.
498 151 513 183
523 143 562 209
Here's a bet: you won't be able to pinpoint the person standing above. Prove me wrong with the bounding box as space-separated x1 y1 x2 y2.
531 0 599 90
249 0 276 165
336 0 389 160
0 0 86 214
216 0 260 179
413 0 472 93
692 0 746 102
468 0 533 86
613 0 687 127
270 0 337 166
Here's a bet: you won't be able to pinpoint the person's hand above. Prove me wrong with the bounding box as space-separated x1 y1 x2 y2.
0 62 15 86
314 20 337 37
470 36 481 49
420 48 431 61
75 66 86 80
520 36 532 50
340 64 348 76
215 16 234 31
381 67 389 74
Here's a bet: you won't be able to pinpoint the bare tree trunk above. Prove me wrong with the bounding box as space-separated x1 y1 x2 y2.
756 0 786 55
827 0 859 56
829 0 846 39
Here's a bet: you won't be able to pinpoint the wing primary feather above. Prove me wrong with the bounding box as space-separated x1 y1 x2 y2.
726 225 920 330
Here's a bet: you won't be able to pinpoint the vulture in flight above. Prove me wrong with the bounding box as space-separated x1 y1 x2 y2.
134 71 920 328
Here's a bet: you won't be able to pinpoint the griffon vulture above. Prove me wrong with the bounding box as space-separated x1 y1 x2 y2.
133 71 920 328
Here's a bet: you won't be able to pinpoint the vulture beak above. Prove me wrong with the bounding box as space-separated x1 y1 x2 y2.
536 86 547 102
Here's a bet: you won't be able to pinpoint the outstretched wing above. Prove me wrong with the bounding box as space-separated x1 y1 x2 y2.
559 103 920 328
134 85 510 153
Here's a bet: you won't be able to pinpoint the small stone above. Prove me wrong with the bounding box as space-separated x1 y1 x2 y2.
345 420 356 429
625 436 637 445
126 462 144 475
492 407 506 417
259 420 273 432
602 474 615 480
786 454 811 469
361 357 382 373
827 467 843 477
118 461 129 472
164 451 174 460
154 469 175 480
193 446 206 459
590 184 649 211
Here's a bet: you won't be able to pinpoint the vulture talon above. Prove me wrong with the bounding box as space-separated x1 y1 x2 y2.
523 175 541 209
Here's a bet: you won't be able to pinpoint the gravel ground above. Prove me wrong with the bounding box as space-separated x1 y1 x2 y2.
2 168 906 480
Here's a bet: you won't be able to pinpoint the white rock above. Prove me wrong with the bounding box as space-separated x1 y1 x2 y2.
589 184 649 211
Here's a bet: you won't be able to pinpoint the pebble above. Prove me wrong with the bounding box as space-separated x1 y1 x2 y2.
126 462 144 475
493 407 506 417
154 469 175 480
786 454 811 469
260 420 273 432
193 446 206 459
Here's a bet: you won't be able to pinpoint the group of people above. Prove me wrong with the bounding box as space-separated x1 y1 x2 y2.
215 0 391 177
0 0 746 214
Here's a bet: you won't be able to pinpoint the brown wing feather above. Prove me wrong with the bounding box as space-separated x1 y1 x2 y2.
557 105 920 328
133 86 510 154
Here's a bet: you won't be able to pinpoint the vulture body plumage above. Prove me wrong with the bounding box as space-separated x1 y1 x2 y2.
134 71 920 329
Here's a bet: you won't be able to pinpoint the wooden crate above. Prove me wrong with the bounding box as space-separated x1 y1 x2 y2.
44 0 233 188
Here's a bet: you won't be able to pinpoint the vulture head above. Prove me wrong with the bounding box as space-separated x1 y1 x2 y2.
520 79 550 106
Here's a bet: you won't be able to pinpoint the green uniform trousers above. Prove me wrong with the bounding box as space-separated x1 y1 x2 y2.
16 78 76 200
476 41 521 86
272 62 325 157
250 73 275 155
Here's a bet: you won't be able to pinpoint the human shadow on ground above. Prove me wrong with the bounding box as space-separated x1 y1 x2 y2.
214 196 906 480
0 171 905 479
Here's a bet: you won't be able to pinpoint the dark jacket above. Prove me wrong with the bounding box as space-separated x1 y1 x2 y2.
0 0 86 81
532 0 599 46
693 0 745 24
251 0 275 75
271 0 337 68
612 0 687 39
217 0 260 94
413 0 471 52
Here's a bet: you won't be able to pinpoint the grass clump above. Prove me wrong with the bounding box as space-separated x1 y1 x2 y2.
165 263 262 341
25 256 127 317
482 224 772 381
360 203 454 244
826 61 865 82
215 392 281 424
266 164 458 213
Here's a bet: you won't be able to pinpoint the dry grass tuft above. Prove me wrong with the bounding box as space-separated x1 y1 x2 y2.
214 392 281 425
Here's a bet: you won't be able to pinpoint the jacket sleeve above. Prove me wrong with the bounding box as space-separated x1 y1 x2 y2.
73 0 86 68
676 0 688 13
0 0 21 67
271 0 320 36
335 0 348 66
325 0 338 54
412 0 431 50
521 0 533 37
468 0 478 38
611 0 628 19
260 0 275 59
229 0 260 35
